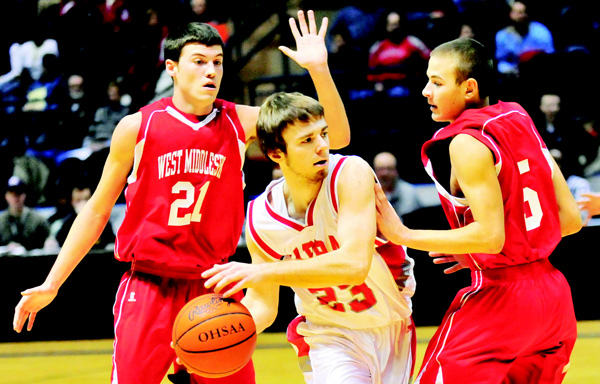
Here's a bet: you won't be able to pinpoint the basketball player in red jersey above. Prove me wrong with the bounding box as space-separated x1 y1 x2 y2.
13 10 350 384
375 38 582 383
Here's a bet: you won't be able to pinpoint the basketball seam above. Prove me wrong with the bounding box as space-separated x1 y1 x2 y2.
178 330 257 354
176 311 253 341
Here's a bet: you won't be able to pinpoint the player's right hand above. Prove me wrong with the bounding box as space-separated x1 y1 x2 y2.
13 284 58 333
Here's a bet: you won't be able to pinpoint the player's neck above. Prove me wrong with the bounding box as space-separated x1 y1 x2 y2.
171 93 214 116
282 179 322 221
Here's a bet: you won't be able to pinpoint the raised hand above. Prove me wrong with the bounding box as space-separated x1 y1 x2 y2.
279 10 328 72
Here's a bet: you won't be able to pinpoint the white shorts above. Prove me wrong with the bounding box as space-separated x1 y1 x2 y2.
287 316 415 384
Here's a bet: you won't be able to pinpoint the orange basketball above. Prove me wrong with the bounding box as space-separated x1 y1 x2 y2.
172 293 257 378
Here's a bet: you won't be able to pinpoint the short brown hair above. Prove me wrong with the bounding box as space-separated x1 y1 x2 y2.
431 38 494 98
257 92 324 157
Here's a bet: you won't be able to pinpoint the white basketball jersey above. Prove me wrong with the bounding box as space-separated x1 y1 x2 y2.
246 154 415 329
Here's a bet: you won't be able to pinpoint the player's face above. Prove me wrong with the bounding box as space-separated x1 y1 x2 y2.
168 43 223 114
279 118 330 183
422 53 468 123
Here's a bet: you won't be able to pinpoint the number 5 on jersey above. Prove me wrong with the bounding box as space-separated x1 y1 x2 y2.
168 181 210 226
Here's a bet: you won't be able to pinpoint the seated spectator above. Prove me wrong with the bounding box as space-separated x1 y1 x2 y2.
58 73 98 149
83 79 130 149
373 151 439 220
52 183 115 250
326 2 387 62
2 135 51 207
187 0 231 43
0 176 50 254
21 53 69 150
0 22 59 87
367 11 430 99
495 1 554 78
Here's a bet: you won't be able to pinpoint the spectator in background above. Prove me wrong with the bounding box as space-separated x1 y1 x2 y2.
373 151 438 220
187 0 231 43
531 94 567 154
367 10 430 99
4 136 51 207
495 1 554 79
21 53 69 150
53 184 115 250
0 176 50 253
326 2 386 63
58 73 98 149
0 22 59 87
84 79 130 149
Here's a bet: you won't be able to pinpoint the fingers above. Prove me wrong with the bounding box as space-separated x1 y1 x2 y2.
288 16 301 41
297 10 309 36
444 264 463 274
27 312 36 332
306 10 317 35
222 281 244 298
318 17 328 38
278 46 294 60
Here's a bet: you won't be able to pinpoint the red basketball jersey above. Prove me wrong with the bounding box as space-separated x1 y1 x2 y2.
421 101 562 269
115 98 246 277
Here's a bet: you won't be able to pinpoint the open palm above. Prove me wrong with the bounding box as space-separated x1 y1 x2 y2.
280 10 328 71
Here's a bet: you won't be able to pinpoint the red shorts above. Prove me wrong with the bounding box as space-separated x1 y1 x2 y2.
111 270 255 384
416 258 576 384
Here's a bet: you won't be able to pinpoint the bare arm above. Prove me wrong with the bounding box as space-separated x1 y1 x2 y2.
202 157 376 294
240 234 281 334
13 113 139 332
551 158 583 234
376 134 505 254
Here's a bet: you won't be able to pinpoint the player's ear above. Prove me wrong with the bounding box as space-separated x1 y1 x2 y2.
464 78 479 101
165 59 177 76
267 149 284 164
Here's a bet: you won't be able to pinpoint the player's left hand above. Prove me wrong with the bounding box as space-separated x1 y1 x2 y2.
430 252 468 274
279 10 328 72
202 262 262 298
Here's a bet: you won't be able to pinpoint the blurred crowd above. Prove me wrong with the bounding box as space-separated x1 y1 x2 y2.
2 0 600 253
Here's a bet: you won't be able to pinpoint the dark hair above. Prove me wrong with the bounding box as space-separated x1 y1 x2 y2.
431 38 494 98
163 22 224 62
257 92 324 157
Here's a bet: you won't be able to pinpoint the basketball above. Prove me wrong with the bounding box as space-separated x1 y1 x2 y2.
172 293 257 378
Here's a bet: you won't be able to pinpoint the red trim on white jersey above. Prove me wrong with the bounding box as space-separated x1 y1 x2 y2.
265 199 305 232
329 156 348 213
248 200 283 260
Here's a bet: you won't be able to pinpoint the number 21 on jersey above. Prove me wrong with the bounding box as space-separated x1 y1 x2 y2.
168 181 210 226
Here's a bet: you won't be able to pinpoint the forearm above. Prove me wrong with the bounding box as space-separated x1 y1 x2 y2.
44 204 113 291
241 290 277 334
308 65 350 149
262 248 369 288
397 222 504 255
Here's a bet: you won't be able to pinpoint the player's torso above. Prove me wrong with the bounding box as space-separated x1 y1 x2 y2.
422 102 561 269
248 154 414 329
115 98 245 274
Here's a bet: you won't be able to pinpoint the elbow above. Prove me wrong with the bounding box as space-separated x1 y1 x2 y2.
344 253 371 285
561 214 582 237
485 231 505 254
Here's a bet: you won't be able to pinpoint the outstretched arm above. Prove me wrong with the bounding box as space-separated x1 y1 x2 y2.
13 113 138 333
376 134 505 255
280 10 350 149
550 158 582 233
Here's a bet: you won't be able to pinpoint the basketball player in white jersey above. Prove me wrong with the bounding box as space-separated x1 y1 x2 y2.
203 92 416 384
